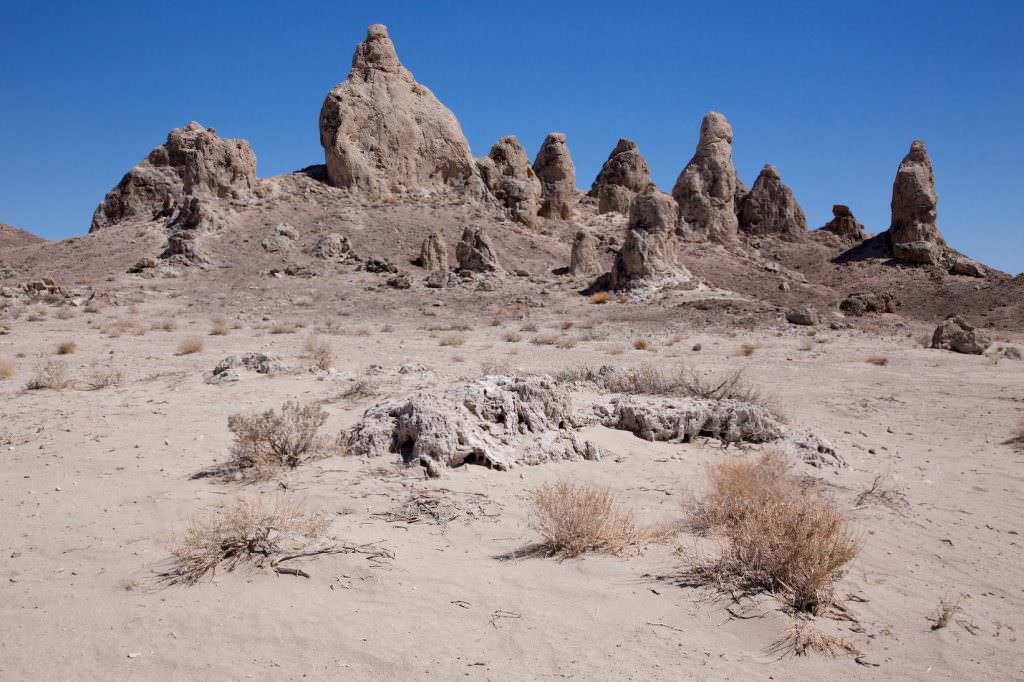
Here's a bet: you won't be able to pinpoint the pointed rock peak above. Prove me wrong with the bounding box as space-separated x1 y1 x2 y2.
698 112 733 148
590 137 652 215
757 164 780 180
890 138 943 263
905 139 929 162
822 204 864 241
533 133 577 220
350 23 401 76
608 138 637 158
738 163 807 239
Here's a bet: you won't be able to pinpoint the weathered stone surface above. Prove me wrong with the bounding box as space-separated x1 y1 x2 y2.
318 25 479 197
213 352 284 377
949 255 986 278
673 112 739 243
569 230 602 277
889 140 945 264
91 122 257 232
589 138 652 215
311 234 356 261
738 165 807 239
785 306 820 326
931 314 991 354
533 133 577 220
477 136 542 225
597 395 843 467
346 375 599 477
610 189 683 289
839 292 898 316
456 225 500 272
822 204 865 241
417 232 448 271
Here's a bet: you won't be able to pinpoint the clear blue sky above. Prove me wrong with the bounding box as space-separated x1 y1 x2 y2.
1 1 1021 273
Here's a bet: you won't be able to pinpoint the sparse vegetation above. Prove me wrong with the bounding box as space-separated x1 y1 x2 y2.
738 342 757 357
633 338 650 351
151 319 177 332
798 337 815 351
439 334 465 347
532 334 558 346
853 474 909 513
529 482 644 558
929 594 963 630
686 451 860 613
590 291 611 304
502 331 522 343
56 340 77 355
79 362 125 390
158 496 330 585
209 317 231 336
305 335 335 370
767 621 862 658
25 360 70 390
270 321 297 334
865 355 889 366
480 359 512 375
225 400 330 478
176 336 205 355
103 317 147 337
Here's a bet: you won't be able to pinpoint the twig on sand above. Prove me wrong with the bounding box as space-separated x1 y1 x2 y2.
646 621 685 633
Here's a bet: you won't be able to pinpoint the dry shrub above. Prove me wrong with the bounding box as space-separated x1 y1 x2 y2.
1007 419 1024 453
79 363 125 390
25 360 69 390
767 621 861 658
159 496 329 585
561 320 574 331
0 361 14 380
305 335 335 370
532 334 558 346
529 482 642 558
738 342 757 357
226 400 329 477
929 593 963 630
270 321 297 334
56 340 77 355
176 336 204 355
633 338 650 351
439 334 465 347
380 323 395 333
853 474 909 513
151 319 177 332
338 378 380 401
480 359 512 376
798 338 815 352
688 451 860 613
104 317 147 337
590 291 611 304
865 355 889 366
555 337 578 349
502 331 522 343
209 318 231 336
520 323 538 332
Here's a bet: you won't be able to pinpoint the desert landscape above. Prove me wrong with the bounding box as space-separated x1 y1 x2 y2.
1 22 1022 681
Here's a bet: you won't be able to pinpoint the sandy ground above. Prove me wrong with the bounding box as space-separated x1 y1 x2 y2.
1 295 1022 681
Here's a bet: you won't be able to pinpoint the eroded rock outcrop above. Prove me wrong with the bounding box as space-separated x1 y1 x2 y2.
931 314 991 354
589 138 652 215
311 234 356 261
822 205 865 241
417 232 448 271
889 140 945 264
318 25 479 197
477 136 542 226
738 165 807 240
533 133 577 220
91 122 257 234
456 225 500 273
673 112 739 243
569 230 602 277
610 189 683 289
346 375 599 477
839 291 897 316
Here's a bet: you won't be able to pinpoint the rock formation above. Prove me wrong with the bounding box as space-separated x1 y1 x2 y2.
476 136 542 226
672 112 739 243
417 232 448 271
346 375 599 477
311 234 356 262
785 306 819 326
588 139 652 214
839 292 897 316
738 164 807 239
456 225 500 272
318 25 480 197
610 188 682 289
568 230 602 278
822 205 865 241
889 140 945 264
90 121 257 232
533 133 577 220
931 314 991 354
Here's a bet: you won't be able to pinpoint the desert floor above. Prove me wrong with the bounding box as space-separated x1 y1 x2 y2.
1 295 1022 681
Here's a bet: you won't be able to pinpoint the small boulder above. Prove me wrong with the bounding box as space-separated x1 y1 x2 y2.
311 234 356 261
417 232 448 271
949 255 986 278
533 133 577 220
839 292 898 316
822 205 864 241
931 314 991 354
569 230 602 277
456 225 500 273
786 306 819 326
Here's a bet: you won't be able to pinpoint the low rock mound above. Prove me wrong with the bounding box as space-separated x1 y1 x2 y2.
597 395 842 468
931 314 991 354
346 375 600 477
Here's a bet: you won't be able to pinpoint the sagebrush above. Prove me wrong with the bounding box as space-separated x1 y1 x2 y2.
225 400 330 477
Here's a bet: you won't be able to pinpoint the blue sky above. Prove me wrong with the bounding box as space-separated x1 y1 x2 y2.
1 1 1021 273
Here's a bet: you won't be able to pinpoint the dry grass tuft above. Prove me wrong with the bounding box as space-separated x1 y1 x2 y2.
103 317 147 338
0 361 14 381
158 496 330 585
929 594 963 630
738 342 758 357
864 355 889 366
25 360 70 390
79 363 125 391
502 331 522 343
56 340 77 355
633 338 650 351
767 621 862 658
687 451 860 613
305 335 335 370
151 319 177 332
439 334 465 347
176 336 205 355
209 318 231 336
480 359 512 376
590 291 611 304
270 321 297 334
853 474 909 513
529 482 653 558
225 401 329 478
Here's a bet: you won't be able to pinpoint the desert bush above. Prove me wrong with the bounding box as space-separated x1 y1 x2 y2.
853 474 908 513
380 323 395 333
176 336 204 355
738 342 757 357
520 323 538 332
25 360 69 390
767 621 861 658
865 355 889 366
56 340 77 355
439 334 465 347
529 482 645 558
226 400 329 477
687 451 860 613
555 337 578 350
270 321 297 334
151 318 177 332
502 331 522 343
633 339 650 351
305 335 335 370
480 359 512 376
159 496 329 585
209 318 231 336
104 317 147 337
79 363 125 390
0 361 15 380
590 292 611 304
56 307 76 320
532 334 558 346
